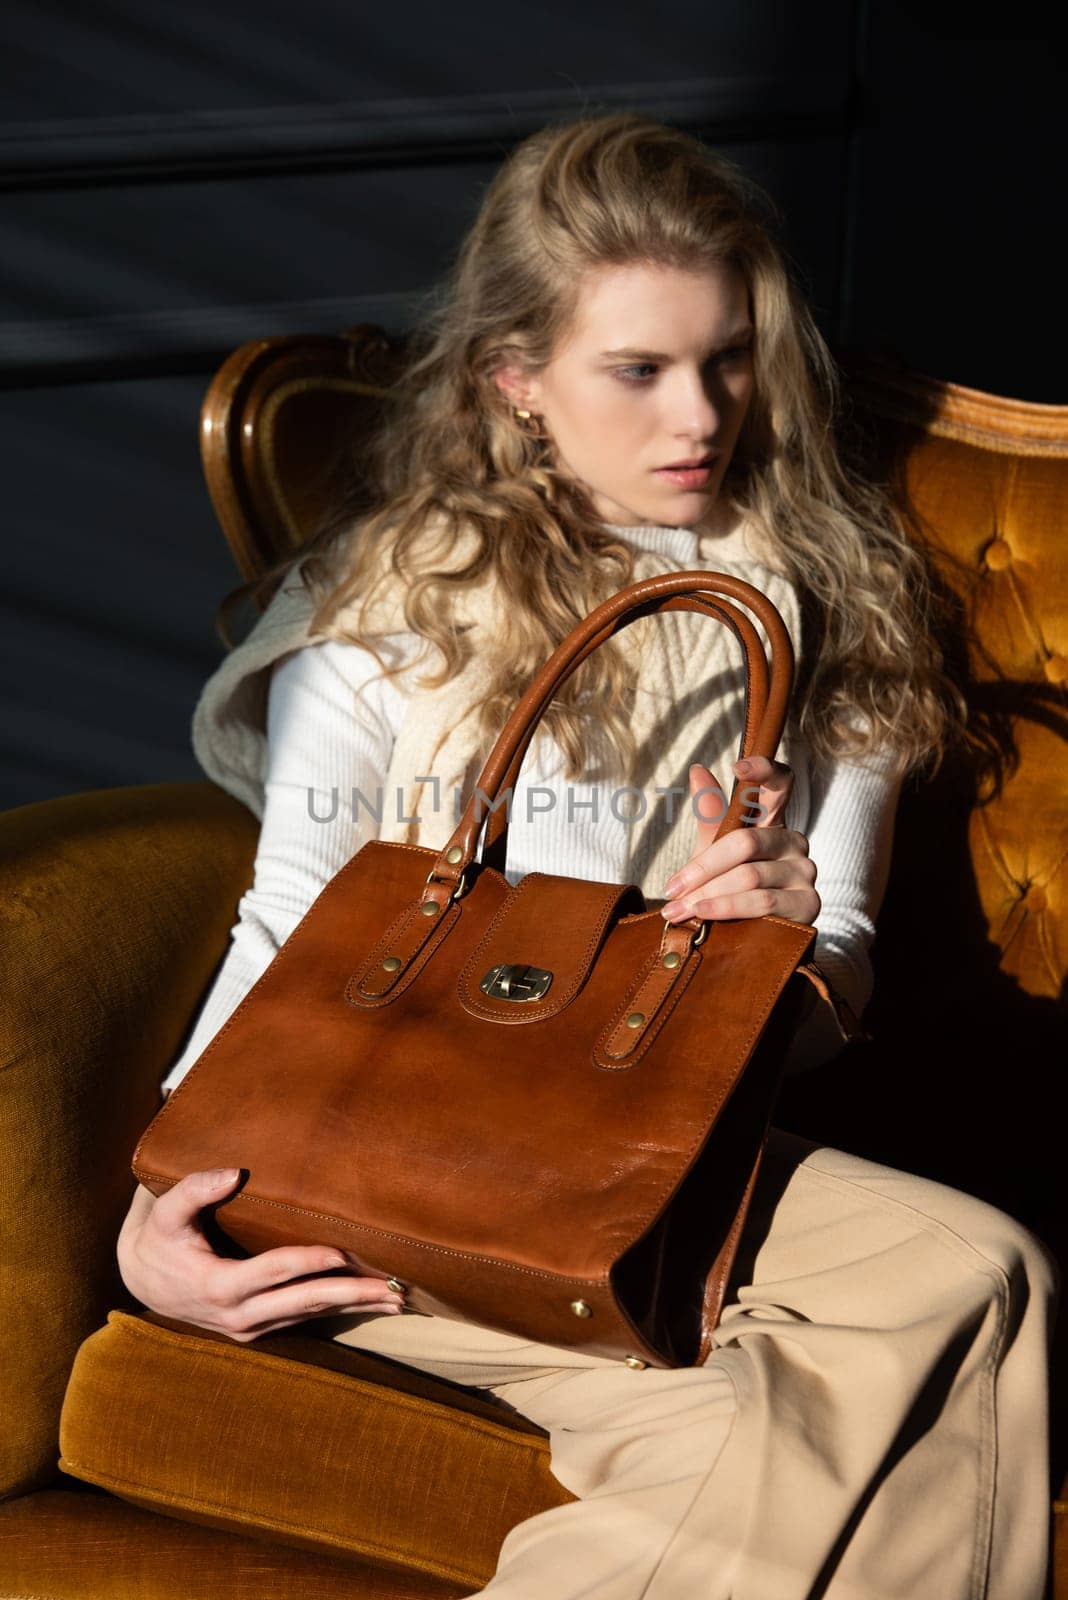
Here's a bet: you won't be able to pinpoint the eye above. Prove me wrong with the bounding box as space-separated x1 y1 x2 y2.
614 345 752 386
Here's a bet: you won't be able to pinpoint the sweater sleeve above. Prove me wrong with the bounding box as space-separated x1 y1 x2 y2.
159 634 412 1096
779 745 904 1076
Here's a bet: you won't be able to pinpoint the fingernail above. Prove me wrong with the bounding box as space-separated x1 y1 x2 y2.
663 876 681 896
735 759 753 774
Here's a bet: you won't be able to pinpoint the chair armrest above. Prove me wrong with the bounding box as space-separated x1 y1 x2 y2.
0 781 259 1497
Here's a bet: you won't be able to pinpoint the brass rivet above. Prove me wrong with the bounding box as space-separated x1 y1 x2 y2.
624 1356 648 1369
382 956 401 972
386 1276 407 1293
662 951 681 969
445 845 463 864
421 900 441 917
570 1299 593 1318
626 1012 645 1029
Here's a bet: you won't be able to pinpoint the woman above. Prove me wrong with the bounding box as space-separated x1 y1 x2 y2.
117 114 1055 1598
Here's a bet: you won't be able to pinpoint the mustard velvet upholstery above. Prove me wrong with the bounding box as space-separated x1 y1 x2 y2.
775 375 1066 1256
0 1491 463 1599
1 345 1064 1598
896 429 1065 997
0 782 259 1501
57 1310 572 1591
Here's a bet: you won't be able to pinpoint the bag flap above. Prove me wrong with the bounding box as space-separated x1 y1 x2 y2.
457 871 645 1023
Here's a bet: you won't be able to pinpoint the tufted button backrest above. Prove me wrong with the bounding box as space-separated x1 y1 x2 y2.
842 364 1066 1002
780 354 1067 1235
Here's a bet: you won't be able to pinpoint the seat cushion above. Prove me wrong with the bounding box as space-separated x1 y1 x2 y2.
0 1485 465 1599
59 1310 574 1592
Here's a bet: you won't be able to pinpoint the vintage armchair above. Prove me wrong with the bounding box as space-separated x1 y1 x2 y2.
0 325 1064 1599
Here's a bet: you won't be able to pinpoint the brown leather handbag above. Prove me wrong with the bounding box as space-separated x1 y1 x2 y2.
132 568 865 1370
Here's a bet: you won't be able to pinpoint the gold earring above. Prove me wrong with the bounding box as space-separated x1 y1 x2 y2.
513 406 549 442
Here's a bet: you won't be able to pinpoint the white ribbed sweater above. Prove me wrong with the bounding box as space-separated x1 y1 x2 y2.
161 518 902 1092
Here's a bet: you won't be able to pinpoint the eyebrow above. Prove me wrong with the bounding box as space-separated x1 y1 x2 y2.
597 327 754 361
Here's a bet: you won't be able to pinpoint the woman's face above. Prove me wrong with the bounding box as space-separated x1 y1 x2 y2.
495 260 755 534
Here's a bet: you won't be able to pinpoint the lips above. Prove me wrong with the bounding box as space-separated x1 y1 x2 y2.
659 452 717 469
654 453 718 488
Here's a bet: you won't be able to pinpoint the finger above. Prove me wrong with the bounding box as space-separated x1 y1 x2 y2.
733 756 794 826
664 822 810 905
667 884 821 926
150 1169 244 1238
660 765 730 902
234 1302 405 1341
235 1273 405 1330
222 1243 361 1296
662 856 811 921
687 763 728 848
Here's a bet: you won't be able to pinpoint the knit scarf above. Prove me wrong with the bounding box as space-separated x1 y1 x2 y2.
190 514 803 900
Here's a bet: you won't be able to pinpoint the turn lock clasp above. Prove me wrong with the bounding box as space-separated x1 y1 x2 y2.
480 962 553 1002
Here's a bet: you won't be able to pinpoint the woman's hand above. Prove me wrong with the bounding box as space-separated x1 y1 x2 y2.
117 1171 407 1344
660 757 820 927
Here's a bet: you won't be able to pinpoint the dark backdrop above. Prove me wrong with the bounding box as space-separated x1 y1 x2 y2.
2 1 1063 808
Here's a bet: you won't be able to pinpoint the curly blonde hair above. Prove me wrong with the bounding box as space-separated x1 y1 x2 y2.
222 111 968 787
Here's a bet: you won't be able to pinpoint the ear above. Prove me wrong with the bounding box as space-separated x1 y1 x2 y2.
492 361 539 411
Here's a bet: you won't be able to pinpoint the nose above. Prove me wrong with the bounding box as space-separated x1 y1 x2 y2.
667 365 726 443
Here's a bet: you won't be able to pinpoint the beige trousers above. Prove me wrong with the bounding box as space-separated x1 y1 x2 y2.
320 1130 1057 1600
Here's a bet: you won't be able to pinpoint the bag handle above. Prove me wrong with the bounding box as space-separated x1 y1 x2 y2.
480 590 770 876
421 568 794 910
